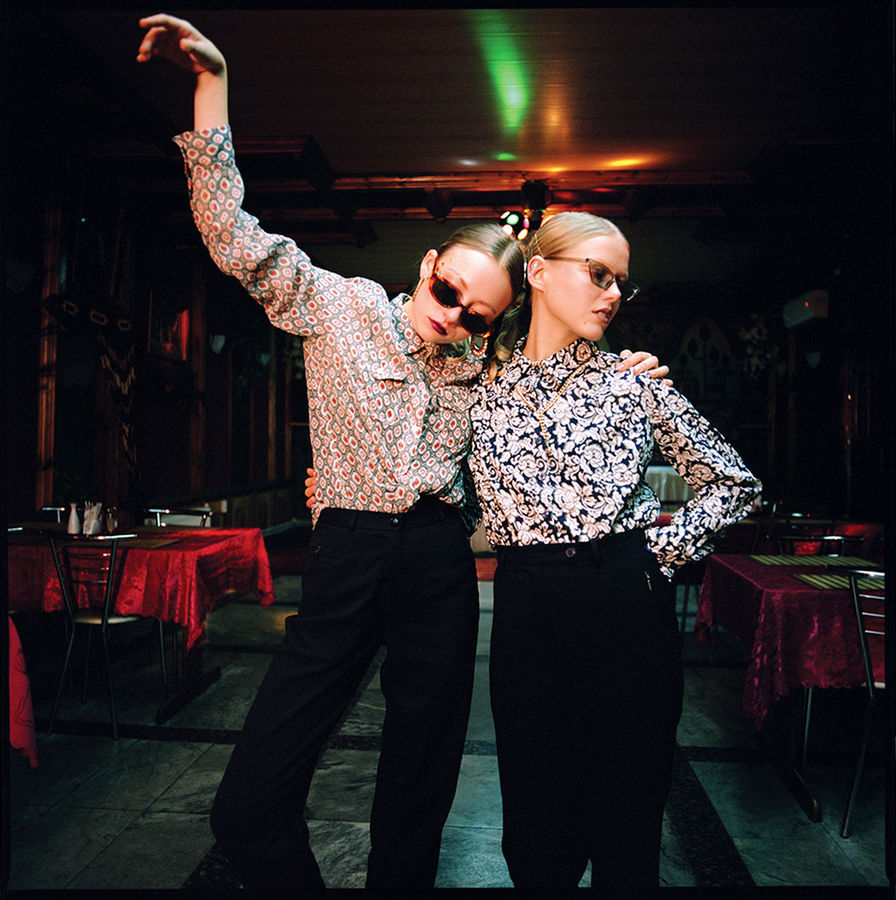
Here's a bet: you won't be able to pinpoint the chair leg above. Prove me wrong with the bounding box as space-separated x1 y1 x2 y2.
99 628 120 740
158 621 170 698
49 625 79 734
802 686 814 770
82 626 93 703
840 701 875 838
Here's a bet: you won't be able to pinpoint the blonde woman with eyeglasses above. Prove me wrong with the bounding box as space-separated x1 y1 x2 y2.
467 211 762 889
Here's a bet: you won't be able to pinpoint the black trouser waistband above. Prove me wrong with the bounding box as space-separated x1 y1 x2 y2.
495 528 647 564
317 495 457 531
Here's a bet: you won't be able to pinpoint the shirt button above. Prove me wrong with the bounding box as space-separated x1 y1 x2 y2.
390 517 400 527
565 547 576 558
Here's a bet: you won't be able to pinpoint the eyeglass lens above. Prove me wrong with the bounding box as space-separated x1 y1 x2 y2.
429 273 490 335
588 263 639 302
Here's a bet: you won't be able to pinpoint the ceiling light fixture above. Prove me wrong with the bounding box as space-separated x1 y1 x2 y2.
500 180 551 241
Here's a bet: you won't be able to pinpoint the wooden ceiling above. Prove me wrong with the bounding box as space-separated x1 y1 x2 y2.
6 5 891 251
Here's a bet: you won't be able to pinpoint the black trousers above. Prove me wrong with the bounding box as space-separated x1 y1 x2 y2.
490 529 684 890
210 499 479 893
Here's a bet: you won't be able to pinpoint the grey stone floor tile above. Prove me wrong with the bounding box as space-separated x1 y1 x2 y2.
477 580 494 610
66 810 215 890
446 755 503 828
148 744 235 814
338 681 386 735
660 812 699 887
435 824 510 887
305 747 378 821
8 733 124 809
165 651 272 730
6 804 143 889
464 658 496 743
205 600 290 648
734 835 870 887
61 739 212 810
679 665 756 749
309 820 370 888
691 759 818 840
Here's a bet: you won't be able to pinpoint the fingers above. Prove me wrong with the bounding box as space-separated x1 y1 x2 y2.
615 351 672 381
136 14 204 65
616 351 654 372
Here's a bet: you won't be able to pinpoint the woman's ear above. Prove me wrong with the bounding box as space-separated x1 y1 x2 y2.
527 256 545 291
418 249 438 282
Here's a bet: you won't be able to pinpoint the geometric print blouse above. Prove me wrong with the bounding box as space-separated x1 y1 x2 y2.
468 338 762 576
174 126 484 519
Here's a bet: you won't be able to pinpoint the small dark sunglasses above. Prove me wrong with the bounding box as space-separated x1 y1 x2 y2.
428 271 492 335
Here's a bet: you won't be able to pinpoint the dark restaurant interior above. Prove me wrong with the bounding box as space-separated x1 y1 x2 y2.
3 4 894 894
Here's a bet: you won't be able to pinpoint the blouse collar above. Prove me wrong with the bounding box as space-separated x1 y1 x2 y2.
498 337 610 390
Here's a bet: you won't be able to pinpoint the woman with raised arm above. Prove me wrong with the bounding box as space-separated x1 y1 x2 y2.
136 14 665 894
467 211 762 889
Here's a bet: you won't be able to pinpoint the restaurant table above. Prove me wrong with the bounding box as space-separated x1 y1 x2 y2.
7 525 275 723
695 552 883 821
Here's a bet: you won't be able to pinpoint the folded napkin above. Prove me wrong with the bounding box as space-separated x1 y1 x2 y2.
82 501 104 536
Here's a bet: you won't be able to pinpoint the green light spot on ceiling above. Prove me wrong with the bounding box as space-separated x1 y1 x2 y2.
467 10 530 134
494 151 518 162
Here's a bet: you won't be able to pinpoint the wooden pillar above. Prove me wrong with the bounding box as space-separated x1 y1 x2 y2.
35 201 64 509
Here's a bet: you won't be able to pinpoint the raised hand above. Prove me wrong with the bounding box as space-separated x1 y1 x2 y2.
137 13 225 76
137 14 228 129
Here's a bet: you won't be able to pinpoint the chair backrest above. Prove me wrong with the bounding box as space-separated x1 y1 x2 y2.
47 534 137 624
778 533 865 557
845 568 886 692
145 507 213 528
40 506 66 523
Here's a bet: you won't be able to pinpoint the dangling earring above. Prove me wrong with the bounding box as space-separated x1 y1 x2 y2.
410 275 425 301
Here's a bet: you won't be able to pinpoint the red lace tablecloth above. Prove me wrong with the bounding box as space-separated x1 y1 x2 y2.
7 528 275 652
695 553 882 729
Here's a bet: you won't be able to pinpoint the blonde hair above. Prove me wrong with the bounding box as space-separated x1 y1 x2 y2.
485 212 628 379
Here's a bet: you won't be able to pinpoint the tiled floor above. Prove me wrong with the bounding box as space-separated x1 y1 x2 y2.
5 550 891 893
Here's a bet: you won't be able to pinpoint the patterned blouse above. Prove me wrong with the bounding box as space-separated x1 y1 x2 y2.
468 339 761 576
174 127 484 519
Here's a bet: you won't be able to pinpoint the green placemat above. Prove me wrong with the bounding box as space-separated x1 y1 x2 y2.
750 554 870 567
794 572 885 591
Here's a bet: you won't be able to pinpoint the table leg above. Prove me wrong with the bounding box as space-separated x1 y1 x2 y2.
154 628 221 724
758 692 822 822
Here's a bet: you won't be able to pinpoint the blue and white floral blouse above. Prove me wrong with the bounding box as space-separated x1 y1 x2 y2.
468 338 762 577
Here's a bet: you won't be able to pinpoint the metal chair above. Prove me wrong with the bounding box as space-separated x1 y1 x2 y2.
840 568 886 838
776 533 863 557
47 532 169 739
145 507 213 527
781 531 866 769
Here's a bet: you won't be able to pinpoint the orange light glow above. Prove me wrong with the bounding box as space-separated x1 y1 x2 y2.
606 157 649 168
